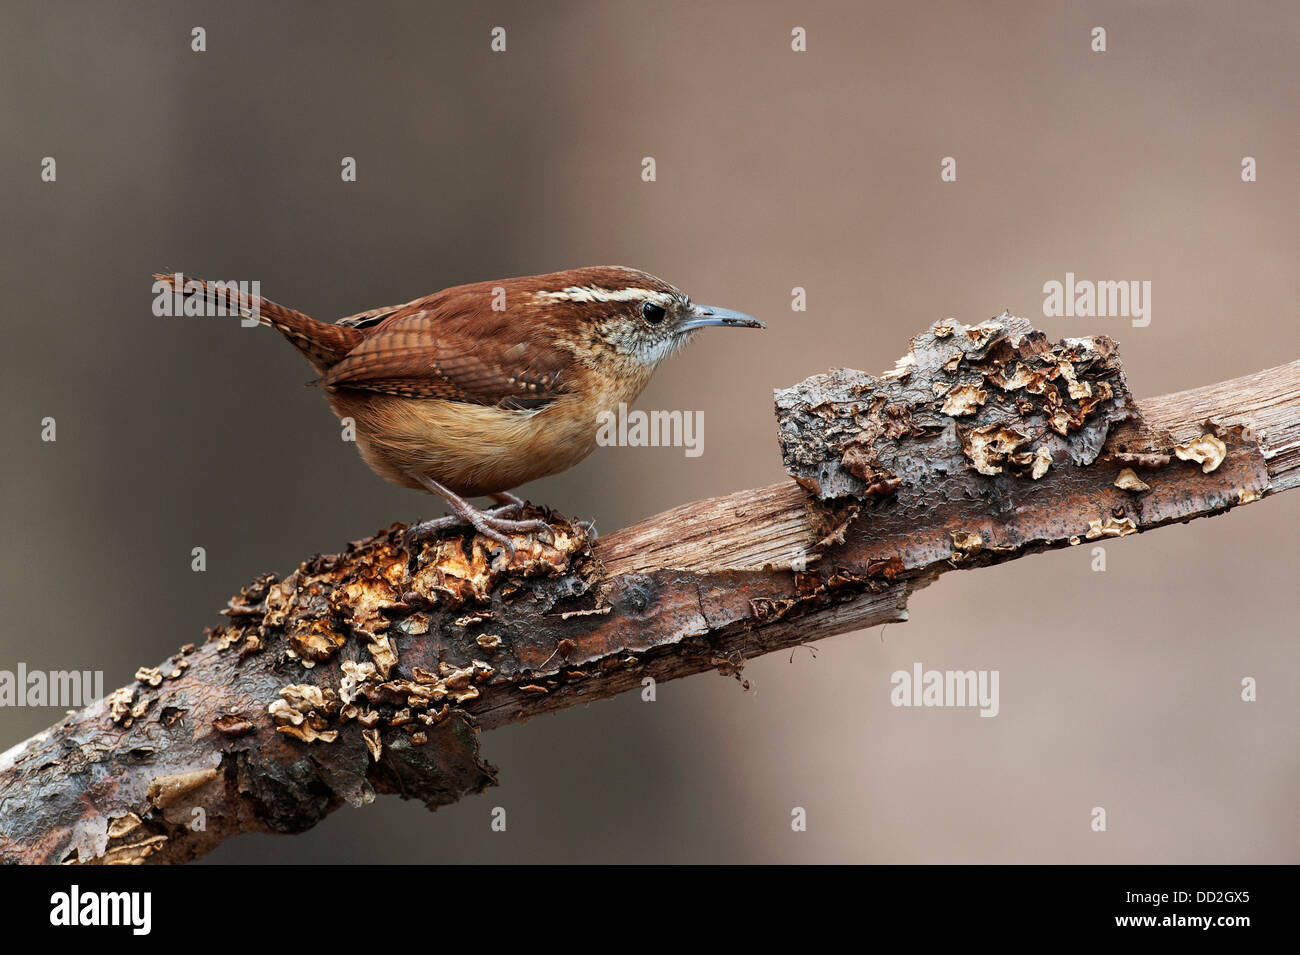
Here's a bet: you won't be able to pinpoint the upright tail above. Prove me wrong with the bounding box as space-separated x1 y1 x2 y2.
153 272 362 374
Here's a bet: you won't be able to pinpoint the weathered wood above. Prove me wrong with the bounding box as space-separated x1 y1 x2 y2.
1 317 1293 864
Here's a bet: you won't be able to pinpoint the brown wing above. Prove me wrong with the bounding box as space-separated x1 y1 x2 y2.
321 307 570 410
334 299 418 330
335 306 401 330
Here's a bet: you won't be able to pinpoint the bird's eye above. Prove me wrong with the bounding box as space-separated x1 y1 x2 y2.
642 301 667 324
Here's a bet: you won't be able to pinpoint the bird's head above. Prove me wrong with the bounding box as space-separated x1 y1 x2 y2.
523 266 764 371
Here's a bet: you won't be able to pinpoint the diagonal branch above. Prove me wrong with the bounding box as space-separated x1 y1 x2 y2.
2 316 1296 864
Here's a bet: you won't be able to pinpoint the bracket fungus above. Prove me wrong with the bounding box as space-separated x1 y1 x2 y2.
776 315 1135 549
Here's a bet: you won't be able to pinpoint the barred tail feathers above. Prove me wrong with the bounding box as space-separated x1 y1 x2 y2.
153 272 361 373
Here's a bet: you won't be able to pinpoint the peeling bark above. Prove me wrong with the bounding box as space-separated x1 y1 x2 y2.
1 315 1296 864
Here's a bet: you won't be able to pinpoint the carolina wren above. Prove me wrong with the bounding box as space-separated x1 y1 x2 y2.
157 267 763 552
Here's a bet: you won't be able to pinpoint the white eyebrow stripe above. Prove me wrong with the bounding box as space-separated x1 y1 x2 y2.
534 286 672 305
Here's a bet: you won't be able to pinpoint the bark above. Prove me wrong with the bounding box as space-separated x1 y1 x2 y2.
1 316 1295 864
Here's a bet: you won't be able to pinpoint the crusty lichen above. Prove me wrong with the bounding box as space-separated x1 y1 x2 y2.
134 666 164 688
776 315 1134 516
269 684 340 743
287 619 347 665
950 530 983 563
147 769 218 809
1174 433 1228 473
107 686 135 726
211 515 590 767
941 383 988 417
1114 468 1151 492
1086 515 1139 538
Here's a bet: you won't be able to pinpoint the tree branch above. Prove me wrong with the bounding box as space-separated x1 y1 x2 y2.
2 316 1295 864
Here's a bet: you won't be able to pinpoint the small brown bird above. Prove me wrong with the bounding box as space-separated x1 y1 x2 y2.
157 267 763 552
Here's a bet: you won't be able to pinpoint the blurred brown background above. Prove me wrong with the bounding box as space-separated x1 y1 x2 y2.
3 0 1297 863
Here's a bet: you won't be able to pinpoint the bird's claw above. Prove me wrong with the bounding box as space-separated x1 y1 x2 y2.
472 516 555 552
406 507 555 560
404 514 462 546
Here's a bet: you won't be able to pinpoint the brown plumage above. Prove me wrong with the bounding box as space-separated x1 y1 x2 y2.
156 267 763 550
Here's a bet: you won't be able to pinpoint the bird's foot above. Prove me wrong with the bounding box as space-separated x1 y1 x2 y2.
405 503 554 560
492 493 595 543
406 477 564 560
468 511 556 559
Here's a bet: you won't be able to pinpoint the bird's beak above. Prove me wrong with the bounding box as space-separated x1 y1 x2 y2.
678 304 765 332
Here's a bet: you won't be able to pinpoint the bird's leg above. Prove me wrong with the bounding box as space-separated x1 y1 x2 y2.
406 476 554 556
487 491 527 514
